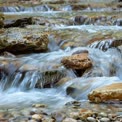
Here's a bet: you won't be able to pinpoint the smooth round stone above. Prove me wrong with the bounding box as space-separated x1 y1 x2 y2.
100 117 110 122
69 112 79 119
77 120 84 122
99 112 108 117
62 118 77 122
28 120 37 122
32 104 47 108
87 117 96 122
32 114 43 121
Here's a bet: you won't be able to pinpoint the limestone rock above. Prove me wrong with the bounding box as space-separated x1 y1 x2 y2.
88 83 122 103
61 53 92 70
0 33 49 54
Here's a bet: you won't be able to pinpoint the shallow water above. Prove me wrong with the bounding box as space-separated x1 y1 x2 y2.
0 46 121 111
0 1 122 114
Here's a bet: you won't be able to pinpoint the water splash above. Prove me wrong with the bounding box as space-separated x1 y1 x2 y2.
63 76 121 100
88 39 122 51
0 50 76 91
70 46 122 78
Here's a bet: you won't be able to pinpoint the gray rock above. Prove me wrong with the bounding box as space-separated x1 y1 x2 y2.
100 117 110 122
62 118 77 122
99 112 108 117
87 117 96 122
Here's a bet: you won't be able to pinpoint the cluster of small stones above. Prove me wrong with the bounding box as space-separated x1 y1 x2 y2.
0 101 121 122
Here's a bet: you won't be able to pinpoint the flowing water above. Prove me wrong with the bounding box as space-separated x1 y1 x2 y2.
0 1 122 114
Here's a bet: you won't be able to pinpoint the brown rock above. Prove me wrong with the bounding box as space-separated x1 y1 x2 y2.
61 53 92 70
32 114 43 121
0 33 49 54
32 104 47 108
88 83 122 103
79 109 94 120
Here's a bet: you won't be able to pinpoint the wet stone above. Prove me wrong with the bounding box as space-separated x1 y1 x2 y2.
61 52 92 70
62 118 77 122
51 112 66 122
87 117 96 122
31 114 43 121
100 117 110 122
28 120 37 122
32 104 47 108
99 112 108 117
69 112 79 119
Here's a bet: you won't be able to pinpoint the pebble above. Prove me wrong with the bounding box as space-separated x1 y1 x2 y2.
28 120 37 122
32 104 47 108
100 117 110 122
69 112 79 119
32 114 43 121
99 112 107 117
77 120 84 122
62 118 77 122
87 117 96 122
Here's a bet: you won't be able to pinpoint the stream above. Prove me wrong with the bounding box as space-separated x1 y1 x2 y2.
0 0 122 121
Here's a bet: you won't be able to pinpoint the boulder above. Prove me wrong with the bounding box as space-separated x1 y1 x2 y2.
0 32 49 54
88 83 122 103
61 52 92 70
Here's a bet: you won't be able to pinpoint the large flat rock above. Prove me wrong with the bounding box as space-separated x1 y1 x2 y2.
88 83 122 103
0 28 49 54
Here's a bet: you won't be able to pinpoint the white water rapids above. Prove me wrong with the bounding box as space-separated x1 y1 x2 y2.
0 4 122 112
0 43 121 111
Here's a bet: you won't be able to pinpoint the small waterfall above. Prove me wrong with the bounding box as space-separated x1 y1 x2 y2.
48 35 60 51
63 76 121 100
0 5 52 12
88 48 122 78
70 47 122 78
0 50 76 91
88 39 122 51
